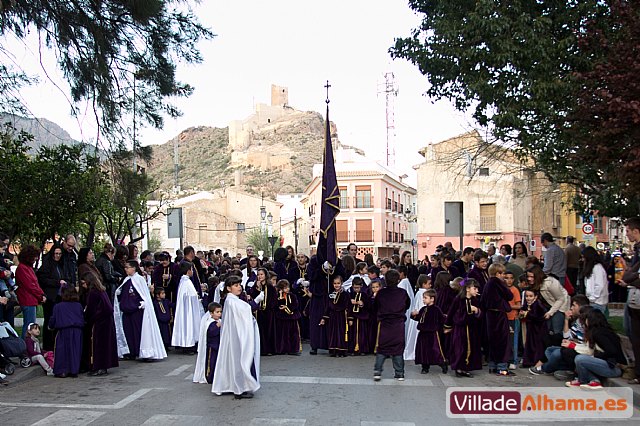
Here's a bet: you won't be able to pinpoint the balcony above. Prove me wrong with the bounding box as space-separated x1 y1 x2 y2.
386 198 392 210
400 204 404 214
353 196 373 209
394 232 399 243
355 230 374 242
393 201 398 213
339 196 349 209
387 231 393 243
479 216 497 232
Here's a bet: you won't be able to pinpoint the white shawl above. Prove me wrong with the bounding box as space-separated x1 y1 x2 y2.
193 312 215 384
171 275 205 347
212 293 260 395
113 273 167 360
403 288 426 361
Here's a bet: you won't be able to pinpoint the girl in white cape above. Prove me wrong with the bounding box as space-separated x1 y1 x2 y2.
212 275 262 399
404 274 431 361
172 261 205 349
113 261 167 360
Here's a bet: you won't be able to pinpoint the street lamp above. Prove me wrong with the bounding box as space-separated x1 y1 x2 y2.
267 212 277 259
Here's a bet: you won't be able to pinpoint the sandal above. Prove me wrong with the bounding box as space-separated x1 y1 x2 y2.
627 378 640 385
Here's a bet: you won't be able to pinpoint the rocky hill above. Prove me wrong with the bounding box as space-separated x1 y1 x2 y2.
0 113 79 152
147 110 335 198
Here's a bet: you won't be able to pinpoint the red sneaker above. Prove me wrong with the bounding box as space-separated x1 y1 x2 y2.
565 379 581 388
580 380 603 390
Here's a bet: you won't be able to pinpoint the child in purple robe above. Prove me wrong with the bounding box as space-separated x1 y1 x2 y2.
274 280 302 355
320 276 351 357
348 277 370 355
412 289 447 374
521 290 548 367
49 287 84 378
153 287 173 349
205 302 222 384
248 268 277 355
84 275 119 376
445 278 482 378
368 280 381 353
480 263 514 376
373 270 411 381
467 251 490 294
118 261 145 359
368 266 384 290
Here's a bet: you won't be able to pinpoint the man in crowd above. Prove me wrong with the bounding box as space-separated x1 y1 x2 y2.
541 232 566 285
564 236 581 289
61 234 78 288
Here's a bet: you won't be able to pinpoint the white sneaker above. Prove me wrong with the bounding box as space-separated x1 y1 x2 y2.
46 370 54 376
508 363 517 370
373 373 381 382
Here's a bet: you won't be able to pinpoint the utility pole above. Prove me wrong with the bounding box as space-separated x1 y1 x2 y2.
378 72 399 167
294 208 298 254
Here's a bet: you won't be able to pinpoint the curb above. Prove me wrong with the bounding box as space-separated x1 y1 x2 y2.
1 365 44 388
604 376 640 408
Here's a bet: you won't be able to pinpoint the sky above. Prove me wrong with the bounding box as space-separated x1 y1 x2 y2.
7 0 475 179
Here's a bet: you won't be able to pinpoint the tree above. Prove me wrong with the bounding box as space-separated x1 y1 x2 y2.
0 0 213 139
390 0 638 217
246 228 281 259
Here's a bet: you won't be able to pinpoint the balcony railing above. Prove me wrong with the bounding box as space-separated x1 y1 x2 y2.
339 196 349 209
353 196 373 209
355 230 374 242
387 231 393 243
386 199 392 210
479 216 496 232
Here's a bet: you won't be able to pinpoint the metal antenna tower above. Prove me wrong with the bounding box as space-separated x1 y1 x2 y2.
173 136 180 192
379 72 399 167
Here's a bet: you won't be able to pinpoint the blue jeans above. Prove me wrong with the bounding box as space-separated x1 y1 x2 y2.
591 303 606 314
20 305 36 338
542 346 574 373
547 311 564 335
574 354 621 383
509 319 520 365
374 354 404 378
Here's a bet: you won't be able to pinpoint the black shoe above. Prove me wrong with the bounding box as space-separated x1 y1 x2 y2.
96 369 108 376
288 352 301 356
54 373 67 378
488 368 497 374
329 352 337 357
233 392 254 399
88 370 99 376
309 349 317 355
455 370 473 378
441 364 448 374
69 374 78 378
421 367 430 374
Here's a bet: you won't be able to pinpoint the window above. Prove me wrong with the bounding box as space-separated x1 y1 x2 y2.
478 167 489 176
355 219 373 242
336 220 349 242
355 185 372 208
479 203 496 231
236 222 245 232
198 224 207 243
594 215 604 234
339 187 349 209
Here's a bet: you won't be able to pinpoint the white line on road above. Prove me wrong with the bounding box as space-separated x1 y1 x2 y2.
0 388 166 410
30 409 105 426
0 406 16 415
439 374 457 387
141 414 203 425
361 422 416 426
184 374 193 381
165 364 192 376
261 375 433 387
249 419 306 426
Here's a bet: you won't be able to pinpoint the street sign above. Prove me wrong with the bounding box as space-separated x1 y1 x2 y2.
597 242 605 250
582 223 594 234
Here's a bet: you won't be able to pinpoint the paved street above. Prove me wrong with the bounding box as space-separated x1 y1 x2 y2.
1 344 639 426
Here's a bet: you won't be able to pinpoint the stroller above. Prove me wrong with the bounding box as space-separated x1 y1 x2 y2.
0 322 32 375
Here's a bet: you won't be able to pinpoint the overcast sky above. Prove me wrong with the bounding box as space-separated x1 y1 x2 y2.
8 0 475 178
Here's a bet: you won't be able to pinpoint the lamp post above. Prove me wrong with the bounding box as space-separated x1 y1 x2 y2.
260 192 267 232
267 212 277 260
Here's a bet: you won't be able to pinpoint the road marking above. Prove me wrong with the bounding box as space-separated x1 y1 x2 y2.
0 388 165 410
0 406 16 415
30 409 105 426
249 419 306 426
361 422 416 426
141 414 203 425
165 364 192 376
439 374 457 387
185 374 193 381
261 375 433 387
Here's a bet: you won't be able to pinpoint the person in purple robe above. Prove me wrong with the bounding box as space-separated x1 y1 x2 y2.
273 247 289 281
445 278 482 378
206 303 222 384
117 262 145 359
320 276 351 357
480 264 514 376
274 280 301 355
368 280 382 352
84 276 119 376
433 271 457 361
467 251 490 294
306 255 330 354
412 289 447 374
521 290 548 367
348 277 370 355
152 253 180 305
248 268 277 355
50 286 84 378
289 254 310 341
373 269 411 381
153 287 173 349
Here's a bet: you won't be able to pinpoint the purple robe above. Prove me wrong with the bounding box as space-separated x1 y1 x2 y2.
117 278 144 357
523 299 548 366
480 277 513 365
153 298 173 347
274 293 301 354
374 286 410 356
152 263 180 304
435 284 459 360
308 256 329 350
467 267 489 294
369 292 379 352
445 296 482 371
289 263 310 340
85 289 119 371
205 320 220 384
413 305 446 366
50 301 84 375
249 283 277 355
348 290 371 354
323 290 351 352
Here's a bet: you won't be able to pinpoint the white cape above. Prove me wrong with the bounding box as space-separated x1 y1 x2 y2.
193 312 215 384
113 273 167 360
398 277 415 333
172 275 205 347
213 281 225 304
403 288 426 360
212 293 260 395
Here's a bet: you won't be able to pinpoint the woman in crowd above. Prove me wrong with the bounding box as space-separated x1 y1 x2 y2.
400 251 419 289
526 265 570 336
16 245 45 338
36 244 68 350
509 242 528 270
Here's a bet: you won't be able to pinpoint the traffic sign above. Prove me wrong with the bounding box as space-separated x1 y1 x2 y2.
582 223 594 234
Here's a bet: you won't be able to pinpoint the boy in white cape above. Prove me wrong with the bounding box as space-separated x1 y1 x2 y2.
172 261 205 351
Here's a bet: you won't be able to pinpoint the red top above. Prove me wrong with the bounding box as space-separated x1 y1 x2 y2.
15 263 45 306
